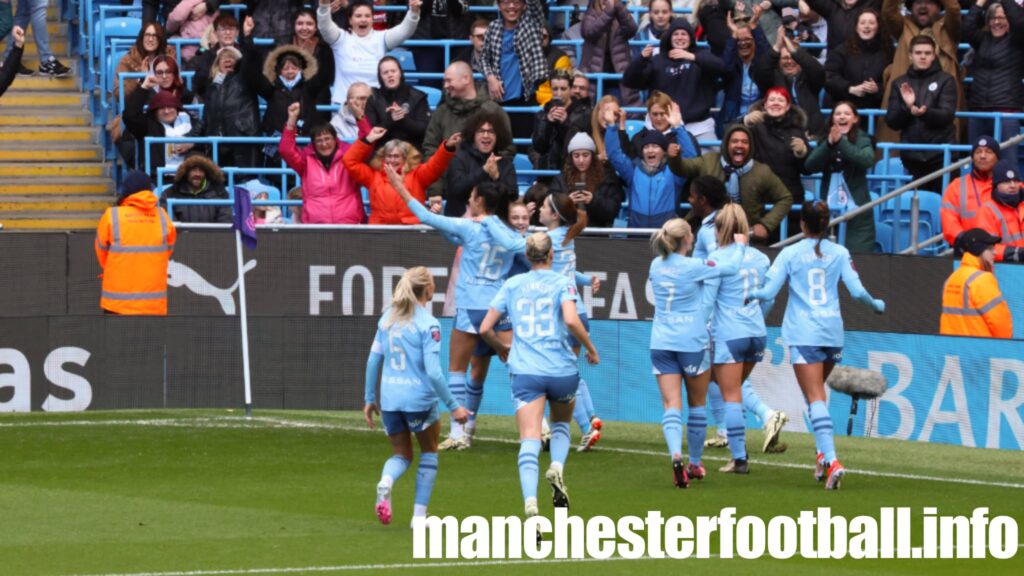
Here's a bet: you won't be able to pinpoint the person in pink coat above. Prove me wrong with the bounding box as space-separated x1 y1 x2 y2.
165 0 217 62
280 102 367 224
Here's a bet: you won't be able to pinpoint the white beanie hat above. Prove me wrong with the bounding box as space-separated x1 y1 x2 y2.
566 132 596 154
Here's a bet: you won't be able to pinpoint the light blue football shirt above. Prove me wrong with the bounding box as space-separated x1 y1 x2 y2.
490 269 578 377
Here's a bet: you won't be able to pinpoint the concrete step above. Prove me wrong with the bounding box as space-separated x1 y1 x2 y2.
16 54 79 71
0 126 100 143
0 195 113 212
0 162 110 178
0 90 88 108
6 73 77 91
0 143 103 162
0 176 113 195
0 108 92 126
19 38 69 57
0 211 105 231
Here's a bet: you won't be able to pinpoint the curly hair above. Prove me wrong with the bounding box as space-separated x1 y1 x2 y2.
462 110 512 155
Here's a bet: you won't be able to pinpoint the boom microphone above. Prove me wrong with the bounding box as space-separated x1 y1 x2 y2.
827 366 889 435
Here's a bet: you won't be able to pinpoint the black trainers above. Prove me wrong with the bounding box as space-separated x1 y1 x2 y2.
38 58 71 77
16 65 35 77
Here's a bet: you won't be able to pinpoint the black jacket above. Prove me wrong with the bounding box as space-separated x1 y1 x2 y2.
366 84 431 151
824 37 890 111
161 155 233 223
547 166 625 228
745 102 810 199
963 2 1024 110
123 88 203 182
885 60 958 163
803 0 882 51
530 97 593 172
202 42 260 138
754 46 827 136
0 45 22 97
444 145 518 217
254 44 328 136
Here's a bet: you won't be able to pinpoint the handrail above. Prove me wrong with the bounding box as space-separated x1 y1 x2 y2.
771 133 1024 252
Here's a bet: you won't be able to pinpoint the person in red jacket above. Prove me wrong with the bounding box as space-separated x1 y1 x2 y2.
941 135 999 246
342 126 459 225
279 102 366 224
977 159 1024 263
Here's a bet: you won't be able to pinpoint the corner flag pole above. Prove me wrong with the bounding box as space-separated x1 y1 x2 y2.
235 229 253 419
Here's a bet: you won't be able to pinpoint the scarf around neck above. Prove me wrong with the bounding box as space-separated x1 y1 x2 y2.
720 156 754 202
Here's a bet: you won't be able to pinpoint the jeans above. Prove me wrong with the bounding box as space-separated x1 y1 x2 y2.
3 0 50 61
967 114 1024 170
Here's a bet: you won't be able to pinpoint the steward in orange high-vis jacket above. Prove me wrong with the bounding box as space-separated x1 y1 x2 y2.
940 228 1012 339
95 170 176 315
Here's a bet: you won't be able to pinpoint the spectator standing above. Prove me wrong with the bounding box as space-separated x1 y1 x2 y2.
162 154 233 223
0 25 24 97
253 44 327 169
547 132 625 227
280 102 366 224
624 18 728 144
754 26 827 136
591 94 631 162
202 22 262 169
365 56 431 151
4 0 70 76
165 0 218 62
804 101 877 252
144 0 220 25
95 171 176 316
940 228 1012 337
885 35 957 193
480 0 549 137
708 7 773 130
630 92 702 158
962 0 1024 155
244 0 304 46
580 0 640 108
343 127 458 224
0 1 11 47
317 0 421 127
880 0 963 142
803 0 882 52
289 8 336 110
188 13 240 99
444 111 519 217
530 69 593 172
941 135 1000 246
634 0 673 60
669 124 794 243
977 159 1024 262
410 0 476 79
532 22 573 107
824 8 890 111
453 18 489 74
422 62 515 199
743 87 810 202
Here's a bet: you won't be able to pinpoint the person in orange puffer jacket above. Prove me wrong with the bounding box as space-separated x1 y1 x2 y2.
343 126 460 225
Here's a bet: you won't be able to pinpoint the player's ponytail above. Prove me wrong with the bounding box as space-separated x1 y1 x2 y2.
650 218 693 259
475 181 512 223
384 266 433 327
547 192 588 245
526 231 553 264
801 200 831 258
714 204 749 248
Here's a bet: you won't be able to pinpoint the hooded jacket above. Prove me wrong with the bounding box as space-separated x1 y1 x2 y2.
885 59 958 163
365 69 431 151
940 251 1012 338
623 19 727 125
254 44 327 137
95 190 176 316
162 155 233 223
579 1 638 76
978 196 1024 262
279 126 366 224
744 100 810 199
753 45 827 136
165 0 216 61
605 124 692 228
668 124 794 233
421 83 515 197
342 137 454 225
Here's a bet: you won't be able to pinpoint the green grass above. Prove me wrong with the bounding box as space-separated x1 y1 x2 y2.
0 410 1022 575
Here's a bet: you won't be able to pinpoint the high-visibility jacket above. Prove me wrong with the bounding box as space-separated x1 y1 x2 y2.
977 199 1024 262
95 191 176 315
939 252 1012 338
940 171 992 246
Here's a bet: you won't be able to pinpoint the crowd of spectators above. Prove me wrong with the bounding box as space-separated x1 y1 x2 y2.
86 0 1023 257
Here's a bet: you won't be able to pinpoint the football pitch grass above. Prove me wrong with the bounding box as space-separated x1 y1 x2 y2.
1 410 1021 576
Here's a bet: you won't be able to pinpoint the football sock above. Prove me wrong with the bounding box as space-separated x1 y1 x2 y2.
662 408 683 459
687 406 708 465
413 452 438 509
742 380 773 423
809 401 836 463
517 439 541 502
550 422 571 466
465 378 484 424
725 401 747 460
381 455 410 486
448 372 466 438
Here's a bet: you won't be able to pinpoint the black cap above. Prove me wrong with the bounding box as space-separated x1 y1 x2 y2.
955 228 1001 258
991 159 1020 189
972 135 1000 160
120 170 152 197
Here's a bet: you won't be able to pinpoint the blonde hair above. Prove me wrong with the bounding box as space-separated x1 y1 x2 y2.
715 204 750 248
645 90 673 113
591 95 621 157
650 218 693 259
526 232 553 264
384 266 433 327
370 139 422 172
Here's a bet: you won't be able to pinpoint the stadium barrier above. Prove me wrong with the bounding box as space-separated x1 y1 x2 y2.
0 229 1022 451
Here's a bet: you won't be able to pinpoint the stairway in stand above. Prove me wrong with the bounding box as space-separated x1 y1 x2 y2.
0 3 111 231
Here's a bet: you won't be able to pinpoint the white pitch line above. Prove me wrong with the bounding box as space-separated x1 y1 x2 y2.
71 555 680 576
4 415 1023 490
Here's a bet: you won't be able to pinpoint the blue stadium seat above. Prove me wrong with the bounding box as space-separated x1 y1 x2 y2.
94 17 141 60
879 191 943 253
624 120 645 141
874 222 893 253
389 48 416 83
871 157 905 194
418 86 442 108
513 154 534 191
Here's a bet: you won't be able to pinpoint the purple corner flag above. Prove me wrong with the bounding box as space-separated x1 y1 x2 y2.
233 186 257 249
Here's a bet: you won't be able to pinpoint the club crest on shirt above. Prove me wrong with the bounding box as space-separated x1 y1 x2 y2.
431 328 441 342
706 260 717 267
568 285 577 296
